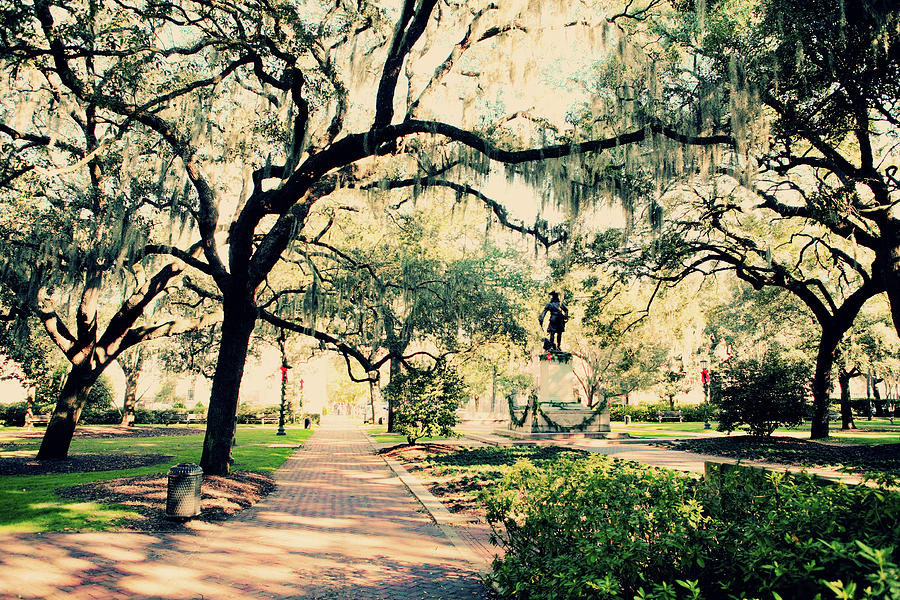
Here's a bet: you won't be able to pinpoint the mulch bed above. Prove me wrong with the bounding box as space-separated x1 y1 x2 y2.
6 425 202 440
57 470 275 532
671 436 900 473
379 442 467 460
0 453 173 476
1 426 276 532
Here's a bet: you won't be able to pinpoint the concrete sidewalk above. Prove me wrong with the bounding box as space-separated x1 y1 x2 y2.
0 418 490 600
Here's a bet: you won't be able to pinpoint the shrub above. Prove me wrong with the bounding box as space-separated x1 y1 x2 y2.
713 350 809 436
485 456 705 599
0 402 27 426
78 376 120 424
236 404 280 423
485 457 900 600
383 361 468 445
80 408 122 425
609 402 716 423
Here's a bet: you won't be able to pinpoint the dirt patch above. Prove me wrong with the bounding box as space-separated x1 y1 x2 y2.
379 442 467 461
0 453 173 476
670 436 900 474
57 470 275 532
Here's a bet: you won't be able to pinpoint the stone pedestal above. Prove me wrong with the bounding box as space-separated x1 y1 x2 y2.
508 352 611 437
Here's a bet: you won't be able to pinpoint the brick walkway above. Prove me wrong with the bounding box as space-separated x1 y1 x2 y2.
0 418 490 600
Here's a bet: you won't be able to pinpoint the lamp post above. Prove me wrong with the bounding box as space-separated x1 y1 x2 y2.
277 329 290 436
277 362 290 436
700 358 711 430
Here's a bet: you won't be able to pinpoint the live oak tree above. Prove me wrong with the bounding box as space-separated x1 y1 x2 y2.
0 133 219 458
585 180 885 437
257 197 533 431
667 0 900 421
3 0 738 474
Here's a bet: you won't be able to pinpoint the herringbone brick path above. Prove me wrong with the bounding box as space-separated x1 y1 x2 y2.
0 418 489 599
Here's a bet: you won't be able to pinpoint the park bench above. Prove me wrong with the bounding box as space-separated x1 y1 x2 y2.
28 414 50 426
162 412 204 425
657 410 684 423
247 413 278 425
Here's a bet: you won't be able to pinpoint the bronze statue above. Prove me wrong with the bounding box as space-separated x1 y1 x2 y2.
539 291 568 351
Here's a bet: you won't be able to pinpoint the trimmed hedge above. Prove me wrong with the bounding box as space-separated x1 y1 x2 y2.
485 456 900 599
609 402 715 422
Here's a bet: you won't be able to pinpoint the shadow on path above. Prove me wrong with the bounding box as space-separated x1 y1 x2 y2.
0 418 488 600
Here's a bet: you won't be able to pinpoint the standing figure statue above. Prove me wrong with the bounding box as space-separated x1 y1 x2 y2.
539 291 568 351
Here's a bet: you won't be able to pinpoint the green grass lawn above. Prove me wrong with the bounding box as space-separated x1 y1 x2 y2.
613 421 722 435
614 419 900 443
826 432 900 445
0 425 313 533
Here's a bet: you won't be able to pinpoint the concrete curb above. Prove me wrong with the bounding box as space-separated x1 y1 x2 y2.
359 428 494 577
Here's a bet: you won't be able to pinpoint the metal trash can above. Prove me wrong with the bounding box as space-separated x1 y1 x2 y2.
624 415 632 425
165 462 203 519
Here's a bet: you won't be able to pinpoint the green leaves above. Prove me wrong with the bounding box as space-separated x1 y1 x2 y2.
484 454 900 599
713 348 810 436
382 360 468 445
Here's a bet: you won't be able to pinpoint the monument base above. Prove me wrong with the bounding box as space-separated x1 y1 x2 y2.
509 403 610 436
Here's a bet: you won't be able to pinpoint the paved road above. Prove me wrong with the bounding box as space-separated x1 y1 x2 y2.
0 418 489 600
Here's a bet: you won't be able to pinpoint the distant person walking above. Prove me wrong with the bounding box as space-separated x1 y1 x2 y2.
539 291 568 351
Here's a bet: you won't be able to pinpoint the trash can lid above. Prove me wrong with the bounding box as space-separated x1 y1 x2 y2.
169 462 203 476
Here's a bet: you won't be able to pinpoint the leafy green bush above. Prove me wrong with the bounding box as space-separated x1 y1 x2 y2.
713 350 809 436
485 457 900 600
486 456 705 599
383 361 468 444
80 408 122 425
78 376 120 424
609 402 715 423
236 404 280 423
0 402 27 426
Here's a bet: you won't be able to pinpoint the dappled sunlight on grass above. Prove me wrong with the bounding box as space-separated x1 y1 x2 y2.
0 499 140 533
0 425 315 532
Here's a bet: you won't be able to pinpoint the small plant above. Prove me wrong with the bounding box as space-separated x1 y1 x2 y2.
383 361 468 445
713 349 809 436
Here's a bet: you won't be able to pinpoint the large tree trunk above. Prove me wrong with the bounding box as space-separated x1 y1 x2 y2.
120 352 144 426
871 375 884 416
838 369 856 430
878 242 900 341
36 361 99 460
387 355 401 433
810 330 842 439
121 368 139 426
200 296 256 475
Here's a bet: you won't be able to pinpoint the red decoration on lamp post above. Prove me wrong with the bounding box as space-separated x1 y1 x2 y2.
700 359 711 430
